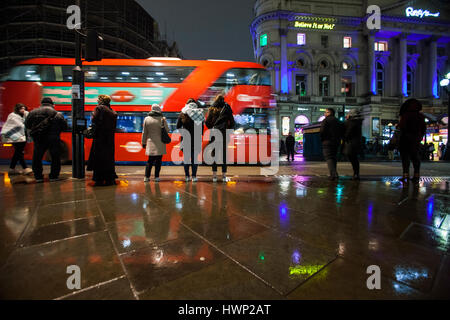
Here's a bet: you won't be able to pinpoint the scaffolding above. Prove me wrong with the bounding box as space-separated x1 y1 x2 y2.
0 0 182 75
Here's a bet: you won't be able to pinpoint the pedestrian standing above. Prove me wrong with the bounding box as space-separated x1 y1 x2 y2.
285 132 295 162
1 103 33 175
343 109 362 180
142 104 169 182
428 143 435 161
177 99 205 182
24 97 67 182
320 108 342 181
398 98 426 183
205 95 235 182
87 95 118 186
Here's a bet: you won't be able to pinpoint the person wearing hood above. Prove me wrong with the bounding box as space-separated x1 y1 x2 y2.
205 95 235 182
87 95 118 186
398 98 426 183
25 97 68 182
1 103 32 175
177 99 205 182
343 109 363 180
141 104 169 182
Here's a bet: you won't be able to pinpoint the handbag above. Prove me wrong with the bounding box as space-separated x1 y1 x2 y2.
161 118 171 144
85 125 95 139
30 113 57 138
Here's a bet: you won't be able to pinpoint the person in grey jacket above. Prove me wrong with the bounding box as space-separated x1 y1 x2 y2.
320 108 342 181
25 97 67 182
141 104 169 182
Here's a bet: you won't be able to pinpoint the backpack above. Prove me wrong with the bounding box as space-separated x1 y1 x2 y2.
30 113 57 138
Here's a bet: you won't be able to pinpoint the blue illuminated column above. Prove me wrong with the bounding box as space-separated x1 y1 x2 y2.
368 31 376 95
280 28 288 94
399 34 407 96
429 38 438 98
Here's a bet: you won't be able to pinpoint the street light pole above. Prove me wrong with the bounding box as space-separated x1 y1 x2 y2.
71 0 85 178
443 87 450 161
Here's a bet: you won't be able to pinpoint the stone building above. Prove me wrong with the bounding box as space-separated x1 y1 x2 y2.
251 0 450 147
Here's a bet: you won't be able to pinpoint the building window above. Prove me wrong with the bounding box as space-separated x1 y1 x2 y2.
343 36 352 48
407 44 417 55
341 76 354 97
319 75 329 96
260 34 267 47
319 60 328 70
376 62 384 95
407 65 413 96
296 75 307 96
297 33 306 46
297 59 305 68
374 41 388 51
321 35 328 48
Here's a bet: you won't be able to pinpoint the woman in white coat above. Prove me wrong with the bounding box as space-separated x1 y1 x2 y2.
141 104 169 182
1 103 32 175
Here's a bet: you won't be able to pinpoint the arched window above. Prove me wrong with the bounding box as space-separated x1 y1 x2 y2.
407 65 413 96
376 62 384 96
295 115 309 125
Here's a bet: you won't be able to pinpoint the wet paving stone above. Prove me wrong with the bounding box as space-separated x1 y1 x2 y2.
139 259 284 300
219 230 337 295
0 231 124 299
121 235 227 294
287 257 424 300
33 200 101 226
19 216 106 247
401 223 450 253
61 277 136 300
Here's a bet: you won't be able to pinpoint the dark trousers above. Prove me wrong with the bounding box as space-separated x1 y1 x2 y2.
212 141 227 173
323 143 338 177
183 150 199 177
32 138 61 179
348 153 360 176
145 155 162 178
10 142 27 169
287 147 295 161
400 147 421 176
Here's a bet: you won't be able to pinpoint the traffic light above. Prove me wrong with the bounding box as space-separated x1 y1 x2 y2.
85 30 103 61
338 112 345 122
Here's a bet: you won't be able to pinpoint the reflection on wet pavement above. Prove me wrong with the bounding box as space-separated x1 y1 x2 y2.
0 173 449 299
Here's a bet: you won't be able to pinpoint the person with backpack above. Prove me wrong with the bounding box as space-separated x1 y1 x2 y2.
177 99 205 182
24 97 67 182
320 108 342 181
87 95 118 186
1 103 33 176
205 95 235 182
141 104 170 182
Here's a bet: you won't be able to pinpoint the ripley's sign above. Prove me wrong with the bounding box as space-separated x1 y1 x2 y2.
405 7 440 18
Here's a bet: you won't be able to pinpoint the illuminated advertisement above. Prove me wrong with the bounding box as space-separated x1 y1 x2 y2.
294 21 335 30
42 86 176 105
405 7 440 18
282 116 290 136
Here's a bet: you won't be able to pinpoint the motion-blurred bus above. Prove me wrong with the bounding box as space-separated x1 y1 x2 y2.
0 57 275 164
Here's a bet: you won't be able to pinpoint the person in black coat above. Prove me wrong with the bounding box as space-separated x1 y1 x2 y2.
285 132 295 162
87 95 118 186
320 108 342 180
343 109 362 180
25 97 68 182
398 98 426 183
205 95 235 182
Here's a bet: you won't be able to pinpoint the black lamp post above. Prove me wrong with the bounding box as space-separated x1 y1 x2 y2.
440 72 450 161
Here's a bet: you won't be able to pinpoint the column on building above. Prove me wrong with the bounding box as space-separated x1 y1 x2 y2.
398 33 407 97
367 31 376 95
280 28 288 94
428 37 438 98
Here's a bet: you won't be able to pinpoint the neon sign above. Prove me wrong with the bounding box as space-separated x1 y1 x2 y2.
405 7 440 18
294 21 335 30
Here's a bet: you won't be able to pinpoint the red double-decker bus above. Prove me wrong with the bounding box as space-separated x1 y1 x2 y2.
0 57 275 164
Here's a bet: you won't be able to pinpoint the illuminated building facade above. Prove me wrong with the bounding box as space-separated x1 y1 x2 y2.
251 0 450 144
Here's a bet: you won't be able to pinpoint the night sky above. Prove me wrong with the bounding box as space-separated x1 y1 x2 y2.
136 0 256 62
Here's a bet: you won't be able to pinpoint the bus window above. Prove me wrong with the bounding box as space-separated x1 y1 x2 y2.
214 68 271 87
7 65 41 81
234 108 271 134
